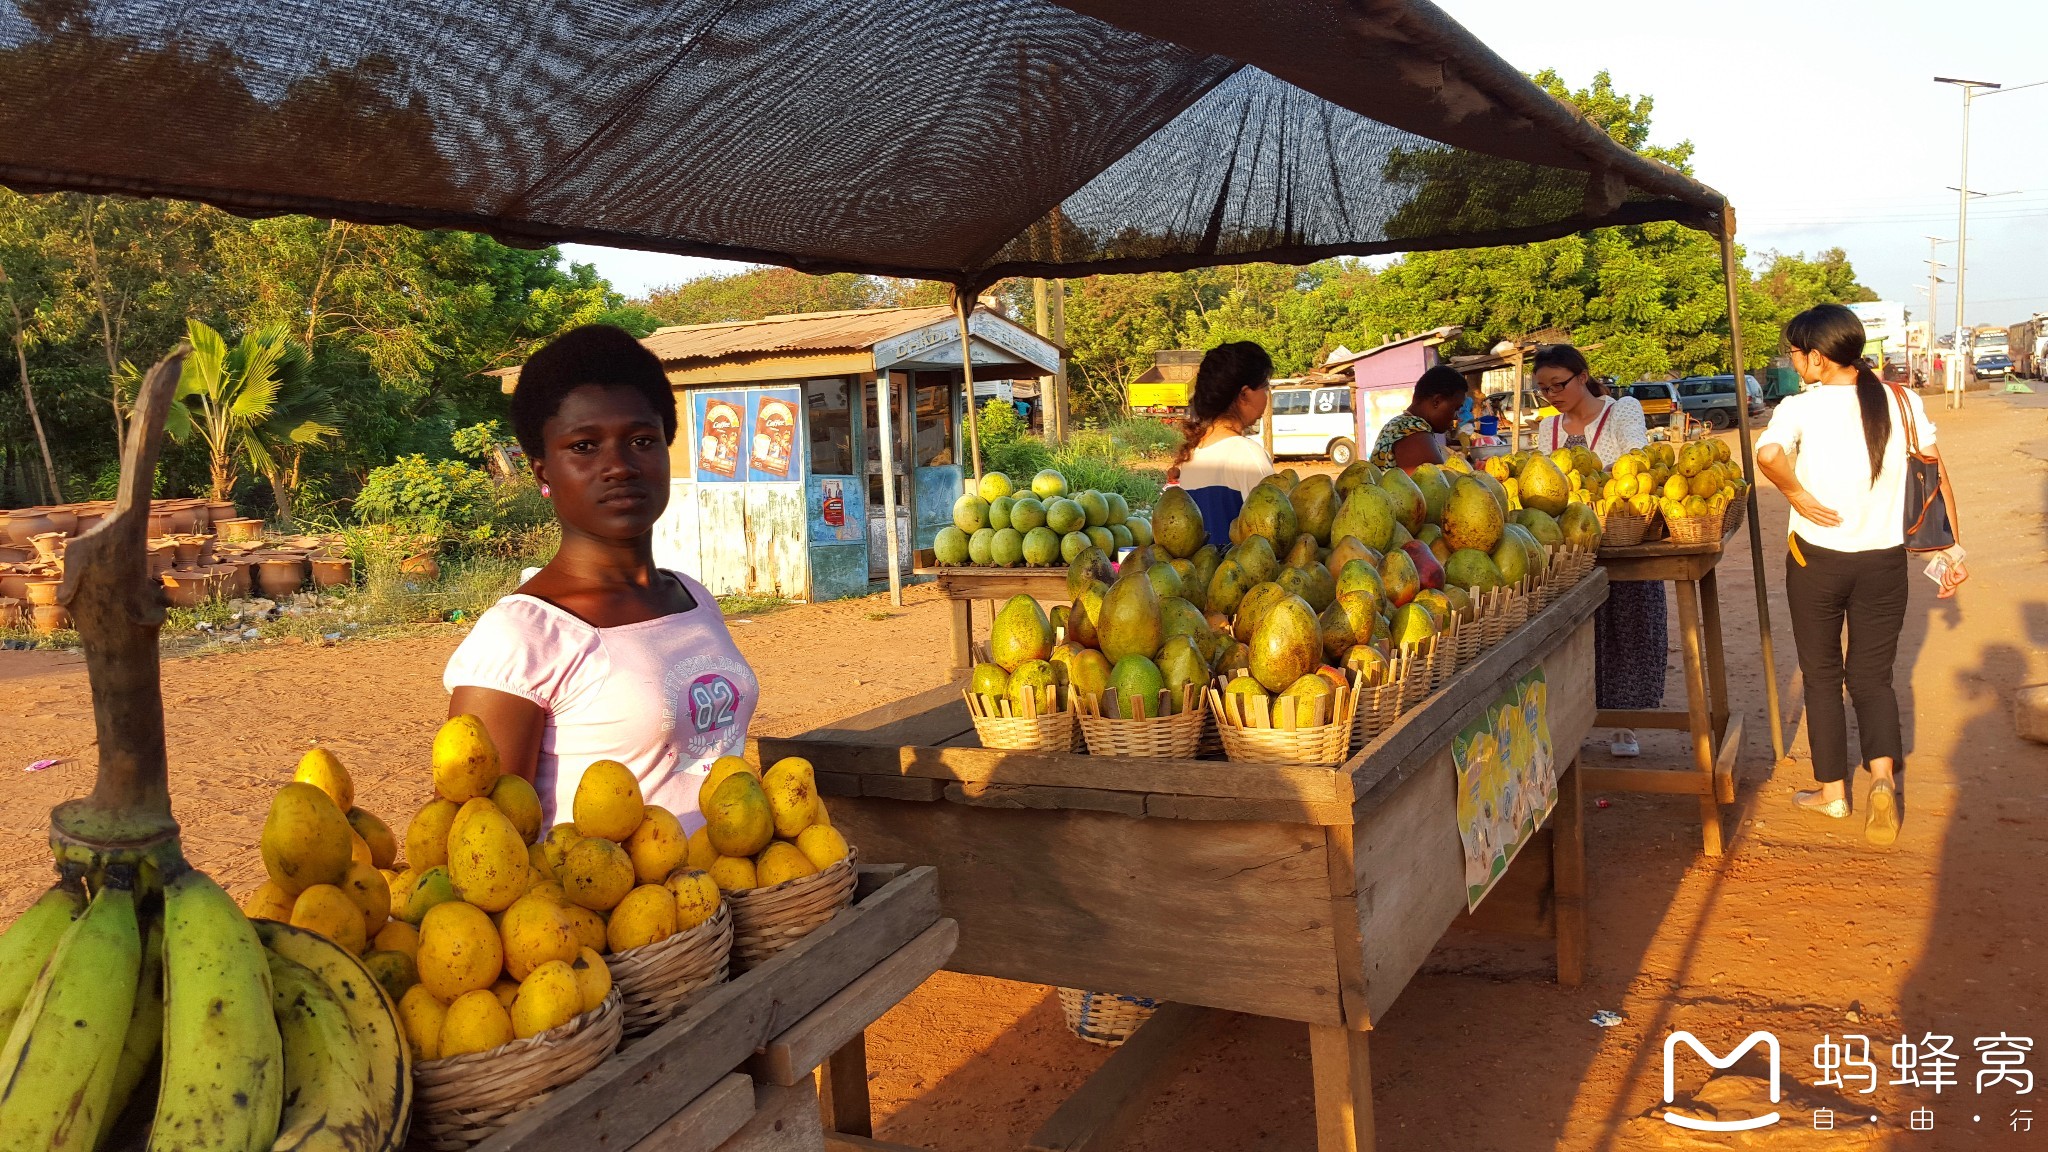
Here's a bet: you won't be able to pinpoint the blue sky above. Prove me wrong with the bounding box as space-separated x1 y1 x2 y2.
566 0 2048 328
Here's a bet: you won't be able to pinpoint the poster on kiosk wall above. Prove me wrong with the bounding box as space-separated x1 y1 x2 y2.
747 388 802 482
693 392 746 482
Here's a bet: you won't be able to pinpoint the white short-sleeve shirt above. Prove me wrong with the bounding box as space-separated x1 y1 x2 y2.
443 572 758 832
1756 384 1934 553
1177 433 1274 500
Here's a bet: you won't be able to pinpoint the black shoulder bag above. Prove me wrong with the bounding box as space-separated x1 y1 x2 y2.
1888 384 1957 552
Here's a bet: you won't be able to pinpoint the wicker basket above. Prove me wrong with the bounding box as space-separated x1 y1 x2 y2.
1075 684 1207 759
1057 988 1158 1047
965 688 1080 751
1721 497 1748 536
608 904 732 1038
1664 512 1724 545
1209 673 1357 766
1596 507 1650 548
1427 626 1459 692
410 989 624 1151
1351 663 1409 746
727 851 858 972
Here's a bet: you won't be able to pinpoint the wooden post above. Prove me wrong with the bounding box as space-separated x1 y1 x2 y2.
1049 279 1070 443
876 370 903 608
1717 210 1788 762
819 1035 873 1137
954 290 983 482
1309 1025 1375 1152
1675 578 1722 857
1551 759 1587 989
1509 347 1526 453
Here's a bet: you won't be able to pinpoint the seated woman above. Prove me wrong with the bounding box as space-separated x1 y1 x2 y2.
1166 342 1275 549
444 325 759 833
1370 365 1467 471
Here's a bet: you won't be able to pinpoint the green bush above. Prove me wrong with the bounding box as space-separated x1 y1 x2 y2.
355 455 497 531
1103 416 1183 459
451 420 507 461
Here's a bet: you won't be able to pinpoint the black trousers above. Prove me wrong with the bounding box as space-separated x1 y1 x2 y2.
1784 536 1908 784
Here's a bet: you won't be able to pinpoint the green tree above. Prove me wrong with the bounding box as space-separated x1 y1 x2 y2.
162 319 332 504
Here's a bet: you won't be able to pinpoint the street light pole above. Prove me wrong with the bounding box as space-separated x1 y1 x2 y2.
1922 235 1947 388
1934 77 1995 410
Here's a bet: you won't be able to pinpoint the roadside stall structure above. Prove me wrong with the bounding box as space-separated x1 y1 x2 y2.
491 307 1059 602
4 1 1791 1147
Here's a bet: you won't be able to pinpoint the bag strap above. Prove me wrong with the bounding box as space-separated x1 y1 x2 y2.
1886 383 1926 458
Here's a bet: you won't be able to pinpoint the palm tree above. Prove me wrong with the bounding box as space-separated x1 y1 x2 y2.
164 319 337 524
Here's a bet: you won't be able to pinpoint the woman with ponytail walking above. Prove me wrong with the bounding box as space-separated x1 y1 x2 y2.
1757 304 1966 845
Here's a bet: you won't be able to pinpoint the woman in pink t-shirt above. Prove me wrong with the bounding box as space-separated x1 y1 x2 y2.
445 325 758 833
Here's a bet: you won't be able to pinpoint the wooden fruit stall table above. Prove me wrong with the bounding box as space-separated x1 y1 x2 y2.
473 865 955 1152
1579 529 1742 857
754 571 1609 1152
914 556 1071 676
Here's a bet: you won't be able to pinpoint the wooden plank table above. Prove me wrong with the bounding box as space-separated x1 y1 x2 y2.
914 559 1069 676
756 570 1610 1152
475 866 955 1152
1580 529 1743 857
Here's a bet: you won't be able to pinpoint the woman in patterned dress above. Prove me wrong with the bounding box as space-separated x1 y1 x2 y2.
1530 344 1662 758
1369 365 1469 471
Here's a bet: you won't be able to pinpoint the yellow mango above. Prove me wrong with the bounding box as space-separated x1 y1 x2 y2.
811 797 831 828
490 978 520 1008
500 893 579 980
417 901 504 1002
439 988 515 1059
708 855 757 893
527 842 557 883
543 823 580 870
398 985 447 1062
448 798 529 912
262 781 353 896
489 774 545 843
397 866 459 925
663 868 721 932
347 807 399 870
574 760 645 841
374 920 420 959
526 880 568 906
364 949 420 1003
341 858 392 938
697 755 759 812
560 904 608 953
511 960 583 1038
349 831 374 868
754 841 817 888
294 746 354 812
570 947 612 1013
606 884 678 953
684 826 717 871
626 805 689 884
241 879 296 921
794 825 850 872
559 837 635 911
433 714 501 802
761 758 819 840
406 798 460 870
704 772 774 857
290 883 367 954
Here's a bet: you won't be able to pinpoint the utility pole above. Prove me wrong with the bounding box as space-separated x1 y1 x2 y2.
1032 278 1071 441
1935 76 2046 408
1922 235 1948 389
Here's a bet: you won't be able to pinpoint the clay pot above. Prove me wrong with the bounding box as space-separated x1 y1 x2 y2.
216 518 264 542
30 532 66 563
23 578 61 607
207 500 238 527
0 545 28 564
161 569 222 608
6 509 53 545
257 557 306 598
195 536 217 565
72 510 103 534
0 570 27 601
399 553 441 581
147 542 177 578
173 537 203 567
310 556 354 590
30 603 69 634
212 561 252 598
43 508 77 535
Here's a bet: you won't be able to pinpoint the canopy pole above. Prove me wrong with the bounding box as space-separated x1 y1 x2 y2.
875 369 903 607
954 289 984 481
1719 210 1786 761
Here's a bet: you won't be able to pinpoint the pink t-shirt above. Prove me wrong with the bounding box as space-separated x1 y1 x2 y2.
442 572 757 833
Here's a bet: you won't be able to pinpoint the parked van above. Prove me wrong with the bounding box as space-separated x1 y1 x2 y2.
1262 384 1357 465
1673 374 1765 429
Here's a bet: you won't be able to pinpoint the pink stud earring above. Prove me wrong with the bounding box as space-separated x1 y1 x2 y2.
540 484 551 498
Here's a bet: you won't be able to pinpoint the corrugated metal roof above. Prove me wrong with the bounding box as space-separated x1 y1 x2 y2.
641 305 963 365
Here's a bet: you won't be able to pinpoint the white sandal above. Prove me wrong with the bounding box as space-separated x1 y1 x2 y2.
1608 728 1640 758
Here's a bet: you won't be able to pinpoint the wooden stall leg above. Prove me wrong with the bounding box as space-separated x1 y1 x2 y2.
949 598 973 677
1550 758 1587 989
1700 568 1730 735
1309 1025 1375 1152
818 1033 873 1138
1674 579 1723 857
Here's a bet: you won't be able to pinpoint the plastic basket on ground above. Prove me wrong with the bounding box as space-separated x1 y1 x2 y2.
727 850 858 972
1721 497 1748 537
964 684 1080 751
1596 506 1649 548
1664 512 1724 546
608 903 733 1038
1075 684 1207 759
1350 657 1410 746
1058 988 1159 1047
410 988 624 1151
1209 672 1357 766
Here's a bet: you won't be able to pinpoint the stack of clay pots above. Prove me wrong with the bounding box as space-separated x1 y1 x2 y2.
0 503 90 634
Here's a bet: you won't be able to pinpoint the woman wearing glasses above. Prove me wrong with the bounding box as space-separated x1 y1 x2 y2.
1167 341 1275 549
1531 344 1661 758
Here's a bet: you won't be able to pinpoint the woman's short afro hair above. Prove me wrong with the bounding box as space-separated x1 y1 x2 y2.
510 325 677 459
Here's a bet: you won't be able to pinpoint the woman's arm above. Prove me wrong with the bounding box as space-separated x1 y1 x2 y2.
1391 431 1444 470
1756 442 1841 528
449 687 546 785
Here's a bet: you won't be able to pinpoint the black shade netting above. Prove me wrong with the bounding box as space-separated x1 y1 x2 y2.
0 0 1725 285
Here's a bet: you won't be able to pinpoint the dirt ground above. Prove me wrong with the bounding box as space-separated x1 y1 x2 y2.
4 391 2044 1150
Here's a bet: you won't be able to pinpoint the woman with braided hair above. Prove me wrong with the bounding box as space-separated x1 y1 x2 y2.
1165 341 1275 549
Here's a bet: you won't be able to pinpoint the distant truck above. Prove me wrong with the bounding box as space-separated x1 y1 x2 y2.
2009 316 2047 379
